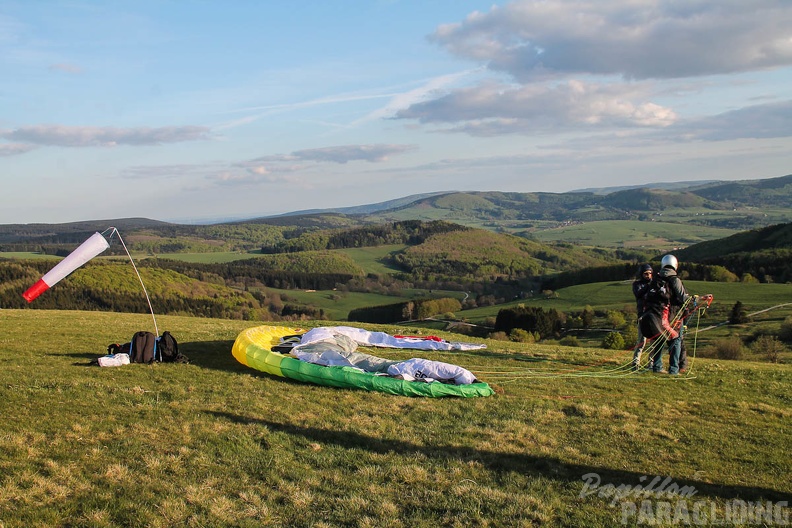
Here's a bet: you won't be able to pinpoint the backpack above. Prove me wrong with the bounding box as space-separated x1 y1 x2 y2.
642 276 671 309
157 331 189 363
129 331 157 363
104 331 188 365
107 342 131 355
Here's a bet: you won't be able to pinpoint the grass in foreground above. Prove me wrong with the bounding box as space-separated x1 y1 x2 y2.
0 309 789 527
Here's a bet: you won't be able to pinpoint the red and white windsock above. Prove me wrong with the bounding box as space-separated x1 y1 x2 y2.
22 232 110 302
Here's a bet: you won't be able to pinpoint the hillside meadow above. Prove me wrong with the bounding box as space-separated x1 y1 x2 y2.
0 309 789 527
530 220 738 249
459 280 792 317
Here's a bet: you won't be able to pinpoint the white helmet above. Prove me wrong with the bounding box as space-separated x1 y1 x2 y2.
661 254 678 270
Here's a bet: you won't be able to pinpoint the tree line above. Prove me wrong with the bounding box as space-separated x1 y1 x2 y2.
261 220 469 253
348 297 463 324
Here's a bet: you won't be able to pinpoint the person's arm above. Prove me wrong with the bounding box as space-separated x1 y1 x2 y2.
671 277 690 305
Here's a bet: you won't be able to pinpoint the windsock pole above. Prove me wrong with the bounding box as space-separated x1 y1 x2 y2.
104 227 159 336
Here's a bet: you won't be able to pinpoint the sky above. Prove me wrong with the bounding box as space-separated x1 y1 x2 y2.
2 1 792 225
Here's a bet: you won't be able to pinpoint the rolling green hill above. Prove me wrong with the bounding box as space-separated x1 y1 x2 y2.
677 223 792 260
3 175 791 256
1 175 791 335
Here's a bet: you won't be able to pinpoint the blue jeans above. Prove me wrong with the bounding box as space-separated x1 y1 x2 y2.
648 343 663 372
668 325 686 374
668 337 682 374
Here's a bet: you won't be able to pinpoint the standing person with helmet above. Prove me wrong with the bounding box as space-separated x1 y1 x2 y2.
631 263 654 371
638 261 677 373
658 254 691 375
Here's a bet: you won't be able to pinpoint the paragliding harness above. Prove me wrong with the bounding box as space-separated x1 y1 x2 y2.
642 275 672 309
106 331 189 364
637 275 677 342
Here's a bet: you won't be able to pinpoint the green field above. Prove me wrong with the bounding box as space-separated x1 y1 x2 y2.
0 252 59 260
268 286 467 321
0 251 264 264
0 310 789 526
458 281 792 319
337 245 406 275
455 281 792 351
152 251 266 263
267 288 408 321
530 220 738 249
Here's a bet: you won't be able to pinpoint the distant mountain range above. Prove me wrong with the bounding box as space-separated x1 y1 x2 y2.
571 180 722 195
1 174 790 246
247 174 792 227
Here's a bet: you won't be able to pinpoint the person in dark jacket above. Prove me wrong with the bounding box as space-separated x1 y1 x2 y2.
631 263 653 370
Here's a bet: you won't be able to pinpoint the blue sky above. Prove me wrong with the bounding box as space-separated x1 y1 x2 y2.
2 1 791 224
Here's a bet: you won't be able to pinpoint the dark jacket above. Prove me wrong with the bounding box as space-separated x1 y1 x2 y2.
632 277 652 315
658 267 689 307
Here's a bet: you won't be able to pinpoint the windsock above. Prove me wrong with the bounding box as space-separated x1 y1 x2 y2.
22 232 110 302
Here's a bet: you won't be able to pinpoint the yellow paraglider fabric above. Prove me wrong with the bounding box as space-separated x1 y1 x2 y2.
231 325 494 398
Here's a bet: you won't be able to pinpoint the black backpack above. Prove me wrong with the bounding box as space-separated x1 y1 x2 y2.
105 331 188 364
643 276 671 308
158 331 189 363
129 331 157 363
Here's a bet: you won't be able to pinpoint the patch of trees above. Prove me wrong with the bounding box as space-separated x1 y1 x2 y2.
494 305 567 340
260 220 468 253
694 249 792 284
541 263 641 291
143 258 357 291
348 297 462 324
543 256 791 291
0 261 327 322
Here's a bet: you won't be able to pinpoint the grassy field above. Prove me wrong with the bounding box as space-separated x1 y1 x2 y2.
0 252 59 260
456 281 792 349
267 289 409 321
337 245 407 275
460 281 792 316
0 252 264 264
0 309 789 527
530 220 738 250
268 287 467 321
150 251 266 264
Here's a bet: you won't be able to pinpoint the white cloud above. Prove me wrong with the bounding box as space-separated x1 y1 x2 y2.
394 1 792 141
250 144 417 164
120 164 220 180
116 143 417 193
397 79 677 134
430 0 792 80
662 100 792 141
352 70 480 125
0 142 37 156
2 125 212 147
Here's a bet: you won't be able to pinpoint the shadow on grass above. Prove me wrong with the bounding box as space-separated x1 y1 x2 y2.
179 339 242 371
178 340 307 390
209 410 789 503
65 340 250 371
